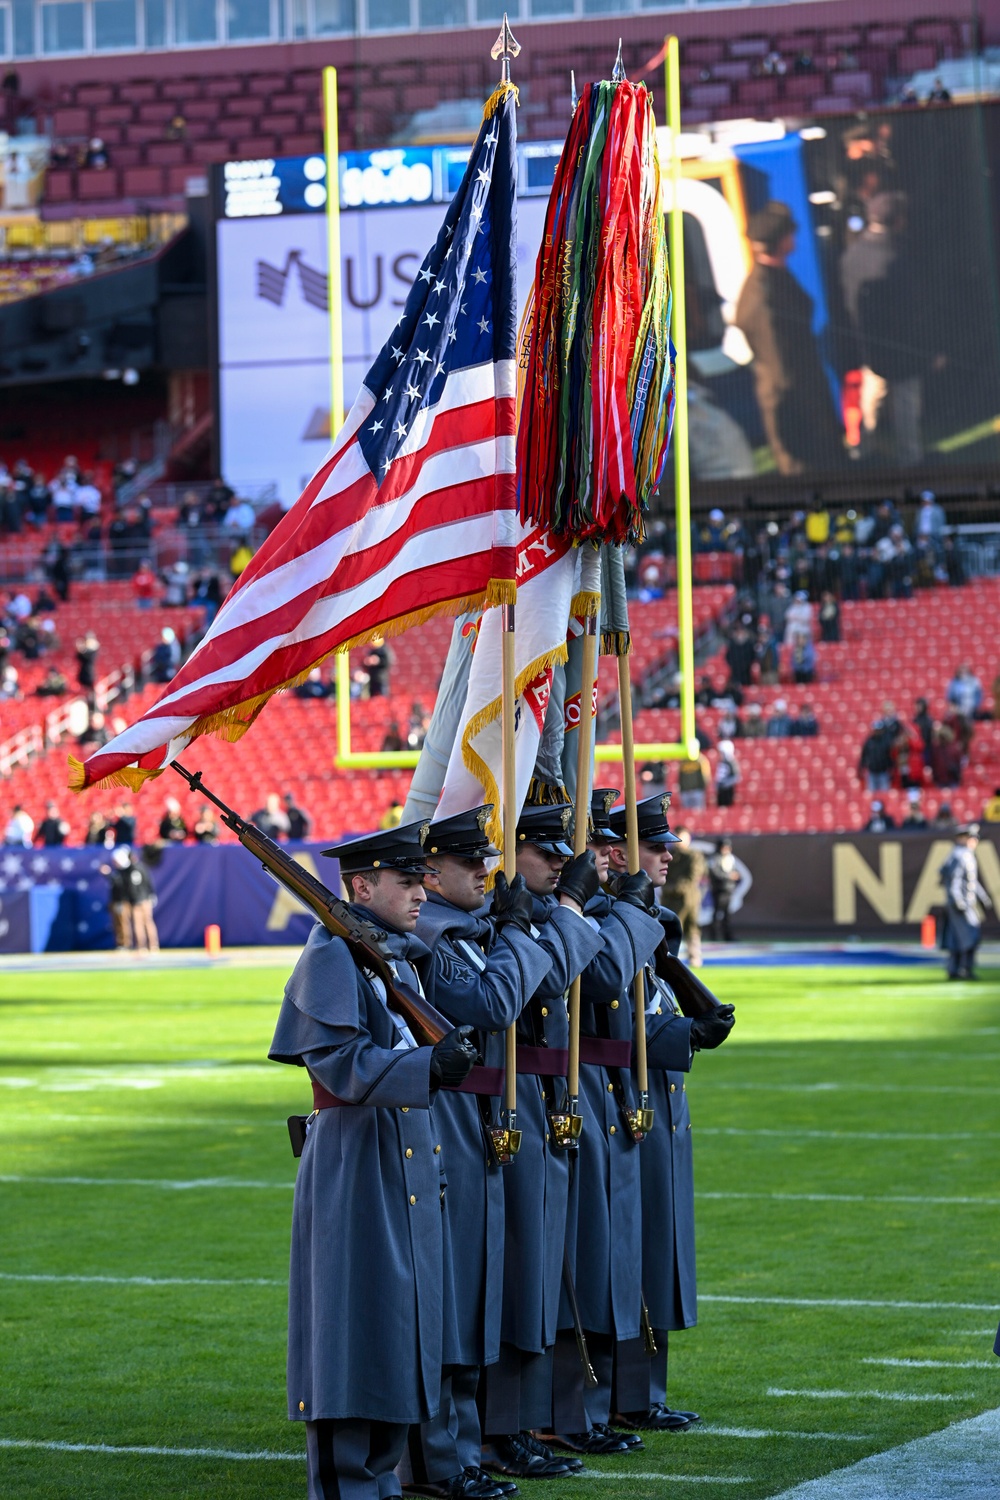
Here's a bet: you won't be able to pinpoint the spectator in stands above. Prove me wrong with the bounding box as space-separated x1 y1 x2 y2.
983 788 1000 823
223 496 256 532
380 799 404 830
790 632 816 684
75 630 99 691
162 561 191 607
930 722 962 789
754 620 780 685
901 788 928 831
735 201 845 475
78 710 110 750
717 701 742 741
363 638 392 697
84 137 110 169
133 560 158 609
927 77 952 104
899 85 919 106
166 110 188 140
863 799 895 832
75 473 102 520
859 718 894 791
946 664 983 722
193 805 222 844
158 797 188 844
0 665 21 700
294 668 330 700
804 495 830 547
677 746 711 811
767 699 793 738
407 703 429 750
792 702 820 737
25 471 51 528
912 696 934 766
252 793 290 840
891 724 923 789
660 827 705 967
36 665 68 697
44 538 71 602
4 804 33 846
744 702 766 739
84 810 110 845
933 803 954 829
36 802 70 847
8 589 31 623
715 740 740 809
113 801 137 846
697 508 727 551
51 476 76 522
284 793 311 842
818 591 841 643
725 621 755 687
206 477 235 518
707 839 740 942
151 627 180 684
913 490 946 557
783 590 813 646
381 721 405 753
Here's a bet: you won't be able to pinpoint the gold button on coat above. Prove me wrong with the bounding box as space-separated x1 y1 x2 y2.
434 1144 441 1154
609 1125 616 1135
607 1083 614 1093
672 1125 677 1133
405 1148 413 1158
610 1000 619 1010
299 1401 305 1412
409 1194 417 1205
541 1007 548 1017
401 1106 409 1113
682 1083 686 1092
669 1083 676 1093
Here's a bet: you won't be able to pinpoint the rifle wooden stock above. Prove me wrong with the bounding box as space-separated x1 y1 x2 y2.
172 762 452 1048
655 949 724 1019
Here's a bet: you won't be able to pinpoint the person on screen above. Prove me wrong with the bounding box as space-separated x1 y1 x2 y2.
734 201 845 476
840 192 943 466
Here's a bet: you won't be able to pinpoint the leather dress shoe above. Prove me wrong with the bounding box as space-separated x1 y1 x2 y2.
615 1405 692 1432
543 1429 630 1455
520 1432 583 1473
480 1435 570 1479
466 1467 517 1497
592 1422 643 1451
403 1472 502 1500
664 1405 701 1424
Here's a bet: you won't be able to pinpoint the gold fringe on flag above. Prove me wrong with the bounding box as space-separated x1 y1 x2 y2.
483 79 519 120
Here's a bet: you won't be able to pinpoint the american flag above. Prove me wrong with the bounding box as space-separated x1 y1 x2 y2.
72 90 519 794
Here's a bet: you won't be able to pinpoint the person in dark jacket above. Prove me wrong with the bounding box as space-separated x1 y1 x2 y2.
406 807 553 1500
735 202 844 475
269 822 478 1500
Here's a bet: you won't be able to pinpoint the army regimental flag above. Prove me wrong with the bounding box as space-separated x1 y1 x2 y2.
71 86 520 793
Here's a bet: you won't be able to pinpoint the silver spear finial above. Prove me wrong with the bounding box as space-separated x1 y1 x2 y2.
570 68 578 113
491 13 521 84
611 38 626 82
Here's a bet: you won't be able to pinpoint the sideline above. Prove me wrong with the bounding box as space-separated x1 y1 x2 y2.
768 1406 1000 1499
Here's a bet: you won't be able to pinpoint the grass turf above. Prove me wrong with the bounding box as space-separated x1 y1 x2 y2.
0 959 998 1499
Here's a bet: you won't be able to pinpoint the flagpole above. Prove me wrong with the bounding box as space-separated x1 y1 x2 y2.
664 36 697 760
323 65 344 439
618 650 652 1125
493 13 522 1148
566 545 600 1124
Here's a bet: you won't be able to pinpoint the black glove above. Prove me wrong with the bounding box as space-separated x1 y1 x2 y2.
492 871 534 936
615 870 656 914
556 850 600 910
690 1005 736 1051
429 1025 479 1087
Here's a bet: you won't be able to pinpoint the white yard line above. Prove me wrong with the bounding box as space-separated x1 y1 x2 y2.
0 1271 283 1287
863 1358 996 1370
767 1405 1000 1499
698 1128 1000 1142
692 1428 870 1442
0 1174 291 1190
697 1192 1000 1207
768 1389 972 1403
703 1295 1000 1314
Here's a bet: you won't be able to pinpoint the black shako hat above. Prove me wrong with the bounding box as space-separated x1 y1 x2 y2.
322 819 431 875
516 802 574 858
422 804 501 860
589 787 623 843
609 792 681 847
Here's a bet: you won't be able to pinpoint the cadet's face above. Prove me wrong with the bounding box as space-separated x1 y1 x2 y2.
587 839 613 882
424 854 487 912
608 840 672 887
516 843 566 896
353 869 426 931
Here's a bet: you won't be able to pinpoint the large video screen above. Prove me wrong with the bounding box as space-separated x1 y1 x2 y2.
216 196 547 503
676 104 1000 487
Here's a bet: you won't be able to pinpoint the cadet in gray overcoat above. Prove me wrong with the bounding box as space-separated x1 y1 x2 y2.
404 806 554 1500
604 800 734 1433
940 824 991 980
479 804 605 1482
269 822 479 1500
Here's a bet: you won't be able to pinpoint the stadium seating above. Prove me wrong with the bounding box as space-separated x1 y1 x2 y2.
15 12 974 215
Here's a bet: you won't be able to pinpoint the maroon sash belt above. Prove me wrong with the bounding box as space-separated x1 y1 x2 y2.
310 1064 505 1112
515 1044 569 1077
578 1037 632 1069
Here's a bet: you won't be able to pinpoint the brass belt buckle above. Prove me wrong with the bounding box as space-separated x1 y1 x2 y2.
623 1105 655 1143
547 1108 584 1152
489 1113 522 1165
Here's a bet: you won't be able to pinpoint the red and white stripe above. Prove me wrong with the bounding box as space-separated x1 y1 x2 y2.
77 359 517 789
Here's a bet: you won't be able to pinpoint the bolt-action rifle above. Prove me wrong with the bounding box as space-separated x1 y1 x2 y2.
171 761 451 1048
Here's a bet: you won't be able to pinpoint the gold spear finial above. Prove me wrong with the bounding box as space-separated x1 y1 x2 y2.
491 13 521 83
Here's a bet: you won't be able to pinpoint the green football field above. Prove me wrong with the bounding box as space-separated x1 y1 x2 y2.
1 956 998 1500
